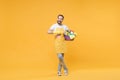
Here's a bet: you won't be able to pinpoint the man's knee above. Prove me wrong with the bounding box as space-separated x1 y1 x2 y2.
58 54 63 60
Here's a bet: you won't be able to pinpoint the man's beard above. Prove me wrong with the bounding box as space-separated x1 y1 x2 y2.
57 21 62 25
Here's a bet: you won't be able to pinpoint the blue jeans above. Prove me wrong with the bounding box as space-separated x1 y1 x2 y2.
57 53 68 72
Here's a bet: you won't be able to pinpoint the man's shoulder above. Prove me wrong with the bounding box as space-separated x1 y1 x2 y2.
51 23 58 26
62 24 68 28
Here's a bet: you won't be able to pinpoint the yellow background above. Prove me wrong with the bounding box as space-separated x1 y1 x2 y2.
0 0 120 80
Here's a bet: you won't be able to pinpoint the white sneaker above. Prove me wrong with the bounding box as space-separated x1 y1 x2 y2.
57 71 62 76
64 70 68 76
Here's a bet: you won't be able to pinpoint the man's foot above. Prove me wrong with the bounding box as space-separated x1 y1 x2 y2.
64 70 68 76
57 71 62 76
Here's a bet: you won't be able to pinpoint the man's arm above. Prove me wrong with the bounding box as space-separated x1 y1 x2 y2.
48 29 54 34
65 25 70 32
48 24 55 34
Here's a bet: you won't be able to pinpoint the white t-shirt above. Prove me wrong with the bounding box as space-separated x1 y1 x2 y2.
50 23 69 31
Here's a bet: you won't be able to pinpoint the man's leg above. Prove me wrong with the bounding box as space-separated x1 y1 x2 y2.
57 62 62 76
57 53 62 76
57 53 68 76
61 53 68 76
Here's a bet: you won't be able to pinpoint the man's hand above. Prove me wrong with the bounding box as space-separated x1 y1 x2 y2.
48 30 54 34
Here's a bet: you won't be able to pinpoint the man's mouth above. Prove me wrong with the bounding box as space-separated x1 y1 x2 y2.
58 21 61 23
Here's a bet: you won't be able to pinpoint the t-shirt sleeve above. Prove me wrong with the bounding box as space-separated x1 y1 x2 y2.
64 25 69 31
49 24 56 30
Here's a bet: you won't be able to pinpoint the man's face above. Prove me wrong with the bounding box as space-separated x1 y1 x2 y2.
57 16 64 25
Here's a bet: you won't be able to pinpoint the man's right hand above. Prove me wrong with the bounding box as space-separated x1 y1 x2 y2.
48 30 53 34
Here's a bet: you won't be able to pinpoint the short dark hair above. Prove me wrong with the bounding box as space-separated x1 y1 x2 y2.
57 14 64 19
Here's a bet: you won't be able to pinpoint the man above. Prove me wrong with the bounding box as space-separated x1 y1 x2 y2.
48 14 69 76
